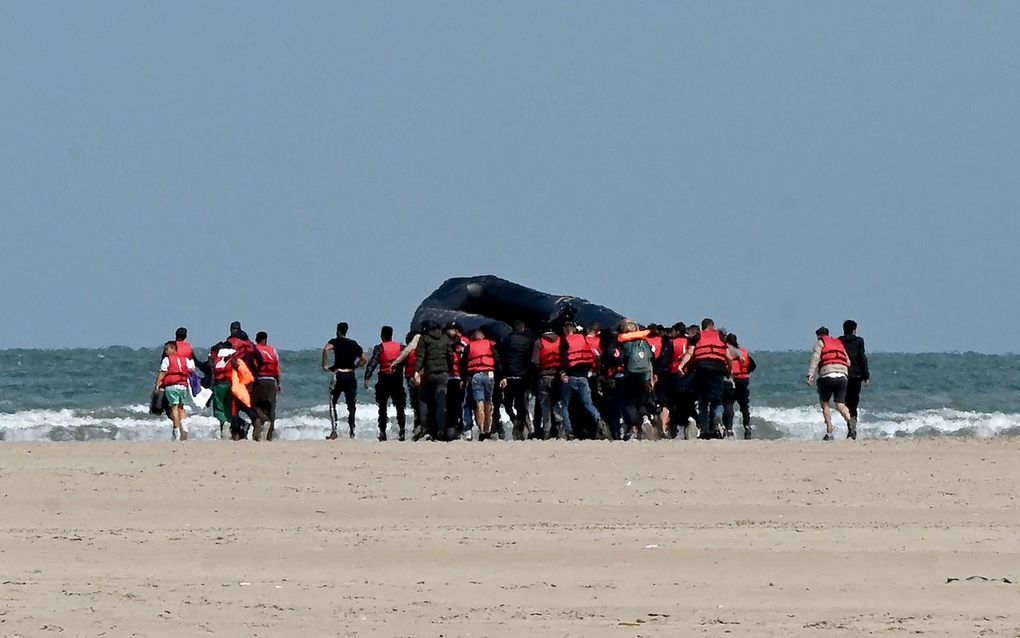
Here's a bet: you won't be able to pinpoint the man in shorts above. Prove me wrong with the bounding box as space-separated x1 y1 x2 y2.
806 326 855 441
154 340 195 441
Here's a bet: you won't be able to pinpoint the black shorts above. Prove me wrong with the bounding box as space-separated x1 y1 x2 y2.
817 376 847 404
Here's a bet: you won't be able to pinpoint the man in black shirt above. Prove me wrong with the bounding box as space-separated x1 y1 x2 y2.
839 319 870 431
499 320 535 440
322 322 368 439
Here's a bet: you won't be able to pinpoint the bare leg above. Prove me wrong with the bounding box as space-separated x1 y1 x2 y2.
659 406 671 436
820 402 834 435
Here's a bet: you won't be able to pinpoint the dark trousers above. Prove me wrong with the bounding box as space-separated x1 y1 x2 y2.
251 378 279 441
669 374 696 436
418 373 448 440
331 371 358 433
693 368 726 437
620 374 650 429
722 381 736 431
502 377 531 440
845 378 863 419
734 380 751 428
604 377 625 439
406 379 421 429
533 374 560 439
375 374 406 436
446 377 465 435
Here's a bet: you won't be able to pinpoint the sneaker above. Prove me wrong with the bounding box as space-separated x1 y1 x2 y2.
743 427 753 440
327 430 338 440
822 433 834 441
348 428 356 439
725 428 735 439
378 432 387 442
398 430 406 442
462 430 473 441
848 418 858 440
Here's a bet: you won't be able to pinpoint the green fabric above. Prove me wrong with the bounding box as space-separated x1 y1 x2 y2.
623 340 653 376
164 387 188 406
212 382 232 424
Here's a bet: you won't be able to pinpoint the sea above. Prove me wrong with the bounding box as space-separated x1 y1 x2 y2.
1 349 1018 442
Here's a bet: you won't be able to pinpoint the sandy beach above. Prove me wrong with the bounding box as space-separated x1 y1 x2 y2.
1 439 1018 636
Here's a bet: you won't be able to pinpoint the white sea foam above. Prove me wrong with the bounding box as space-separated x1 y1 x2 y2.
0 404 1017 442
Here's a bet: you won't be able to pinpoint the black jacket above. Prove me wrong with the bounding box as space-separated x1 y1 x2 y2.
839 335 870 381
415 329 453 376
500 331 534 378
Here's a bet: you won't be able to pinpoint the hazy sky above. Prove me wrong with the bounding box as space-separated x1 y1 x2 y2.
2 2 1018 352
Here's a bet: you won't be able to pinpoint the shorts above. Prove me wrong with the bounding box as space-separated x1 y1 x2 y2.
470 372 495 403
164 386 189 406
817 375 848 404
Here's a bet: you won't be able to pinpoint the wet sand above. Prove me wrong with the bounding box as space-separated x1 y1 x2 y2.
1 439 1018 636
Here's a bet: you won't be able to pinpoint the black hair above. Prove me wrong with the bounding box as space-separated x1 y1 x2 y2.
255 331 268 344
726 333 739 347
701 317 715 330
816 326 830 337
337 322 349 336
843 319 857 336
175 327 187 340
513 320 526 332
405 331 416 342
672 322 686 334
163 340 176 354
380 325 393 340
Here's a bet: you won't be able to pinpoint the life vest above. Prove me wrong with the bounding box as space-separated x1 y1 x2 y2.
647 335 663 357
731 347 751 380
161 354 190 388
212 348 234 382
231 358 255 408
175 340 194 360
564 333 595 369
404 349 417 379
450 336 469 379
466 339 497 373
585 334 601 371
378 341 403 374
819 336 850 368
693 329 728 364
537 336 562 371
669 337 688 374
256 344 280 379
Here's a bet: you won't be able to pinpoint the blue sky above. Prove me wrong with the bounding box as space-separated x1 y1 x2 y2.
2 2 1018 352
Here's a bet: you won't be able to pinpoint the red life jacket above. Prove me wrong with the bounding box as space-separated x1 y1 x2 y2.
564 333 595 368
256 344 280 379
538 336 562 371
669 337 688 373
819 336 850 368
450 336 469 379
175 340 194 360
378 341 403 374
731 347 751 380
404 349 417 379
693 329 728 364
212 348 234 382
585 334 601 371
647 335 663 357
467 339 497 373
161 354 190 388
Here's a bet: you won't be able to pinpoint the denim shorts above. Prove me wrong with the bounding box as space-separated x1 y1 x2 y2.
470 372 495 402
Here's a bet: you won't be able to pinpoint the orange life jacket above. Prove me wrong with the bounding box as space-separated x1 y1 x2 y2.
731 347 751 380
564 333 595 368
231 359 255 408
819 336 850 368
161 354 190 388
378 341 403 374
466 339 497 373
538 336 562 371
693 329 728 364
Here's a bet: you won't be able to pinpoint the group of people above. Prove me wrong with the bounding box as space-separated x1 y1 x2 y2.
152 323 282 441
151 317 869 443
326 316 762 443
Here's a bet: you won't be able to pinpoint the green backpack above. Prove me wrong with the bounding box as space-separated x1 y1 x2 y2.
623 340 653 375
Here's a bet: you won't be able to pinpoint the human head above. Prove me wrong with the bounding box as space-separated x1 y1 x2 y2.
687 324 700 337
672 322 686 336
380 325 393 341
648 323 661 337
405 331 416 343
816 326 830 338
256 331 268 344
163 340 176 355
726 333 739 347
701 317 715 330
229 321 242 336
444 321 461 337
563 322 577 335
587 322 601 337
472 328 485 340
175 327 187 341
336 322 349 337
512 320 526 333
843 319 857 336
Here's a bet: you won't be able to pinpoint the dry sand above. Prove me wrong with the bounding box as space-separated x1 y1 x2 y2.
0 439 1018 636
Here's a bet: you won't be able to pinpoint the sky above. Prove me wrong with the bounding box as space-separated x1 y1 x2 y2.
2 2 1019 353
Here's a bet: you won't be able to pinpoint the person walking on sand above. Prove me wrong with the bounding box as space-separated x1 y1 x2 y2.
153 340 195 441
806 326 855 441
252 331 282 441
322 322 368 439
364 325 407 441
839 319 870 433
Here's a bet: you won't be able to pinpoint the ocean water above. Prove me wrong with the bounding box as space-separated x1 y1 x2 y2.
1 348 1018 442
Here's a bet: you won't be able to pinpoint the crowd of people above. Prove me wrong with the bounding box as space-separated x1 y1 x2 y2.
151 317 869 443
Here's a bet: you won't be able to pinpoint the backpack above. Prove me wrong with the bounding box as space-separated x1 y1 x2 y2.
623 340 653 375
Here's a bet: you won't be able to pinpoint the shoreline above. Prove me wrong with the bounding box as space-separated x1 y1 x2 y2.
1 440 1018 635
